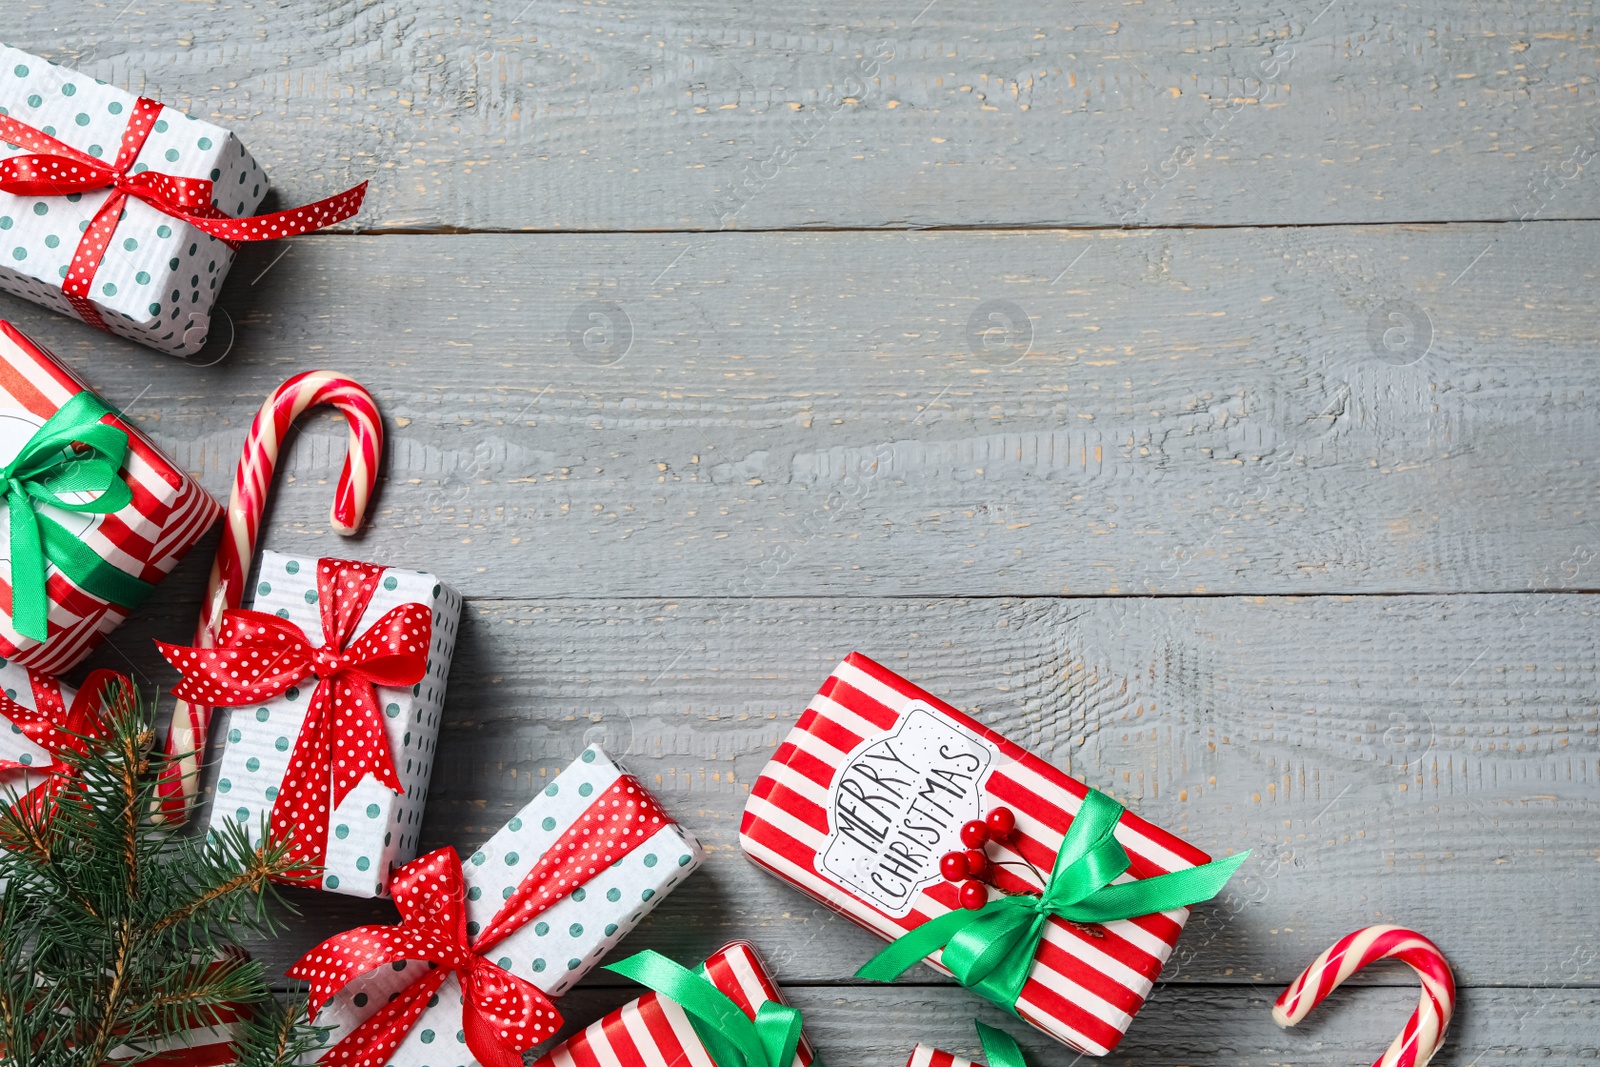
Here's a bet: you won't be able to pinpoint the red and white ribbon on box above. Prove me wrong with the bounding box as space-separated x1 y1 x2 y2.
0 667 128 823
291 773 680 1067
0 99 364 335
157 558 434 882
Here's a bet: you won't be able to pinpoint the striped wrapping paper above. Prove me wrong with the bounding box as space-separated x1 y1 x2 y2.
739 653 1218 1056
0 321 220 672
905 1044 978 1067
105 1006 246 1065
531 941 815 1067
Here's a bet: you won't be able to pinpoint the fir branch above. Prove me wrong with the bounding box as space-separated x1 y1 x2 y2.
0 679 325 1066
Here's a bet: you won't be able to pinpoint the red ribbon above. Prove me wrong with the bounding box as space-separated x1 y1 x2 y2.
0 668 127 819
290 774 674 1067
155 559 431 875
0 98 366 332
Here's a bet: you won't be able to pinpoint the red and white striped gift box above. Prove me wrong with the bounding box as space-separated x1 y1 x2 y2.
0 322 220 672
905 1044 979 1067
531 941 816 1067
105 1005 247 1066
739 653 1219 1057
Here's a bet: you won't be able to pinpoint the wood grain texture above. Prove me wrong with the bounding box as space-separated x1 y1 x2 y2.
84 592 1591 986
7 1 1598 231
4 225 1598 598
6 6 1596 1062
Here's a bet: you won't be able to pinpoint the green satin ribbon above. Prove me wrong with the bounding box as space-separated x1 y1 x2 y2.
0 391 151 641
856 789 1250 1013
973 1021 1026 1067
606 951 810 1067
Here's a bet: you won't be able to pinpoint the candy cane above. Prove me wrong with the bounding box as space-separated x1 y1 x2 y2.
155 371 383 821
1273 925 1456 1067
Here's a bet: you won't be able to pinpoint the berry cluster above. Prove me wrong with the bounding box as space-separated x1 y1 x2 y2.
939 807 1017 910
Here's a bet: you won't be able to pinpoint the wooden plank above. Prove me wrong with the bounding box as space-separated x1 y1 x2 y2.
9 2 1599 231
527 984 1599 1067
92 591 1592 985
4 225 1598 598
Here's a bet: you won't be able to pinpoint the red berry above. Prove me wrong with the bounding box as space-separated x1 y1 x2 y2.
964 848 989 880
959 879 988 910
960 820 990 849
986 807 1016 839
939 851 969 883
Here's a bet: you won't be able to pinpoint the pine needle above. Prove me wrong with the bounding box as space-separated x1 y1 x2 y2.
0 679 324 1066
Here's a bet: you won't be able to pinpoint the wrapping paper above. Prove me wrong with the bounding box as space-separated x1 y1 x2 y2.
532 941 816 1067
0 658 86 806
300 745 705 1066
906 1046 979 1067
0 321 219 671
0 44 266 355
106 1006 247 1066
740 652 1219 1056
202 550 460 898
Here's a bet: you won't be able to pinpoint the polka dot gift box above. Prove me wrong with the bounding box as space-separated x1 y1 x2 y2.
288 745 705 1067
157 550 461 899
0 322 220 673
0 44 365 356
0 660 128 836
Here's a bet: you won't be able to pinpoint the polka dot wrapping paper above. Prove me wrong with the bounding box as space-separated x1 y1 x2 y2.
739 652 1221 1057
0 657 87 825
0 322 220 672
530 940 815 1067
0 44 264 355
200 550 461 899
299 744 705 1067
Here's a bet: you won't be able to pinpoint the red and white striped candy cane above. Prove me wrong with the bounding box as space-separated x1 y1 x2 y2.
155 371 383 821
1274 925 1456 1067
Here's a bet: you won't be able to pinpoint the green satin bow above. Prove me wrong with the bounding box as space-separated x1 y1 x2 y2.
972 1021 1026 1067
856 789 1249 1013
606 950 811 1067
0 391 151 642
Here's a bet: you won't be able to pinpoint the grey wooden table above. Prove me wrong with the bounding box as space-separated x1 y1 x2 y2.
9 4 1600 1064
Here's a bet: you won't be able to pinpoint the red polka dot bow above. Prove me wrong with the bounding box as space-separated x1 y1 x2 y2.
156 559 431 876
0 99 366 333
291 848 559 1067
290 775 673 1066
0 669 129 821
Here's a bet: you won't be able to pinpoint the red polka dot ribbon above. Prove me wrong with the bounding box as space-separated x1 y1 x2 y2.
155 559 431 876
0 669 129 822
0 100 366 332
289 775 672 1067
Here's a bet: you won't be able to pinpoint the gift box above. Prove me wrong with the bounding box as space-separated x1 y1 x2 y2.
905 1021 1025 1067
0 322 219 671
740 652 1245 1057
534 941 816 1067
289 745 705 1067
158 551 461 898
0 662 125 820
908 1043 979 1067
0 44 364 356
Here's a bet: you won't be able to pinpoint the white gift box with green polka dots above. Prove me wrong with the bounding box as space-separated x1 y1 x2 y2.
0 44 265 355
304 745 705 1067
0 659 79 802
205 550 461 898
